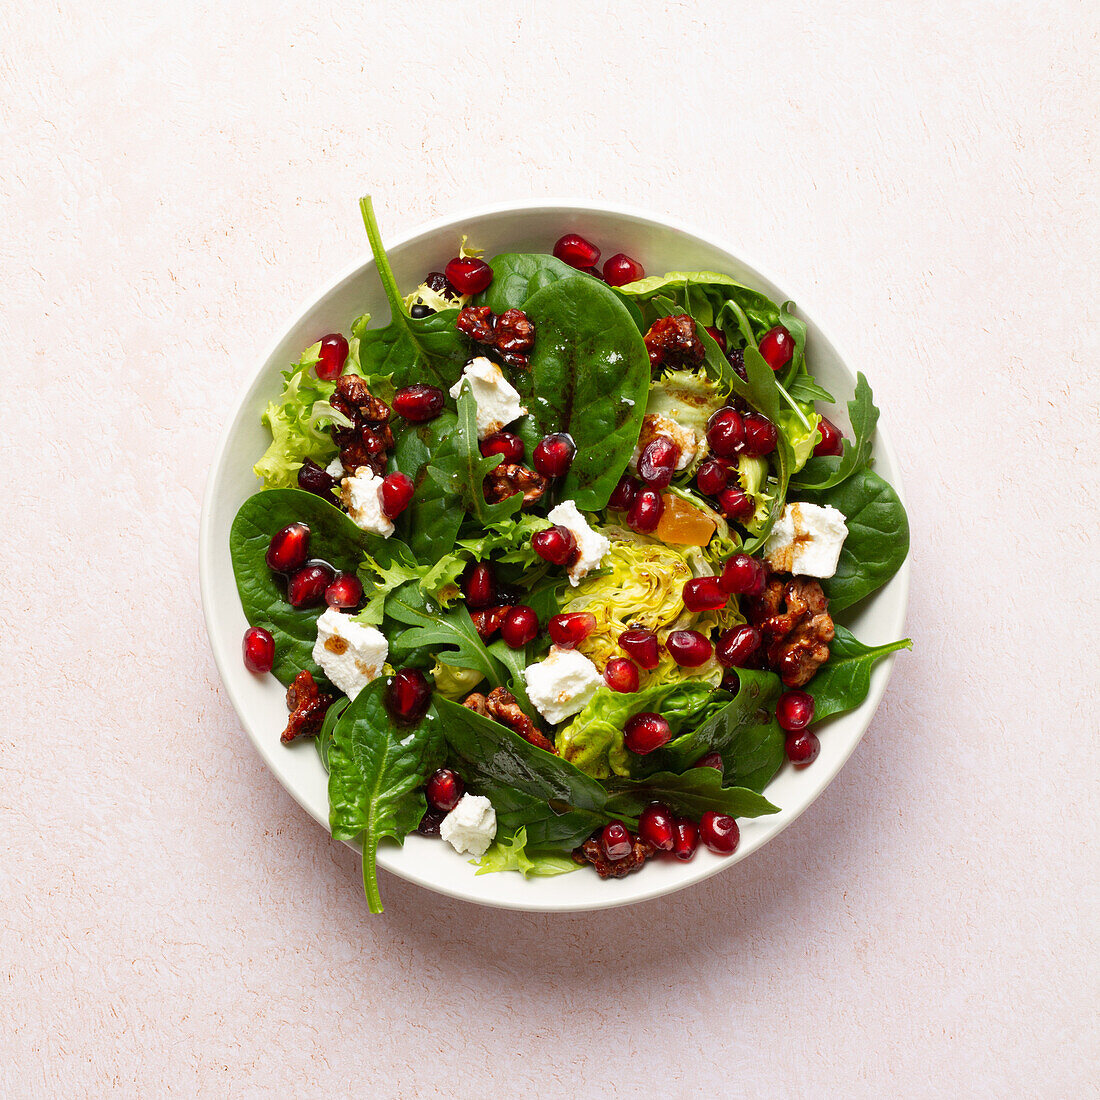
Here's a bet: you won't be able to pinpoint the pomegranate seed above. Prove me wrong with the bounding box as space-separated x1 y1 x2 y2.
582 265 605 281
638 803 675 852
242 626 275 673
785 730 820 767
706 408 745 458
600 821 633 861
425 768 464 812
626 487 663 533
480 431 525 463
695 459 728 497
417 807 446 835
718 487 754 521
501 605 539 648
672 818 700 861
727 347 748 381
286 561 334 608
533 433 576 478
814 416 844 457
759 325 793 371
721 669 741 693
266 522 310 573
297 459 337 499
666 630 713 667
531 525 577 566
719 553 766 596
700 811 740 855
463 562 497 610
704 326 727 352
543 613 593 649
386 667 432 724
603 657 640 693
602 253 645 287
315 333 349 381
638 437 677 488
553 233 600 270
444 256 493 295
694 751 723 771
682 577 728 613
715 625 761 668
393 384 445 422
742 413 778 456
776 690 815 732
324 572 363 610
619 628 660 669
608 474 640 511
379 472 414 518
623 712 672 754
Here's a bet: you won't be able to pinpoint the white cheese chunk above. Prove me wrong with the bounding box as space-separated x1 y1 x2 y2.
547 500 611 586
312 609 389 699
524 645 603 724
764 502 849 578
630 412 699 472
439 794 497 857
326 456 345 478
448 356 527 439
341 468 394 537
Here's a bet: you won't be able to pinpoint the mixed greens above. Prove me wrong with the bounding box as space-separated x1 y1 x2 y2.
230 198 910 912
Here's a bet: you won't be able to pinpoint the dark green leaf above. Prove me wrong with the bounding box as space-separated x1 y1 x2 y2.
792 373 879 491
475 252 582 313
605 768 778 820
807 626 912 722
391 410 464 560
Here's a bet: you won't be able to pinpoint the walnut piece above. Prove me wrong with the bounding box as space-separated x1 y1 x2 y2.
281 670 333 744
572 835 655 878
463 687 557 754
329 375 394 476
643 314 705 373
483 463 548 508
747 574 835 688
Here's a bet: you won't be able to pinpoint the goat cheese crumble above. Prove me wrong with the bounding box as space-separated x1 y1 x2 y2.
764 502 849 578
312 609 389 699
341 468 394 537
524 645 603 724
448 356 527 439
547 500 611 585
439 794 497 857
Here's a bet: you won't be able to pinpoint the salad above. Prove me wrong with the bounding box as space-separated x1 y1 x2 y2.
230 198 911 912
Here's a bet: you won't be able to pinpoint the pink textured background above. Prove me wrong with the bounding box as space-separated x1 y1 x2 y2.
3 3 1097 1096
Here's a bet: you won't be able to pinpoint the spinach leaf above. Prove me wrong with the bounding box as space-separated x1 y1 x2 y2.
807 626 912 722
474 827 579 877
435 697 611 848
518 276 650 509
791 373 879 490
390 410 464 560
328 680 446 913
356 197 469 390
230 488 368 686
475 252 581 313
605 768 779 821
797 467 910 611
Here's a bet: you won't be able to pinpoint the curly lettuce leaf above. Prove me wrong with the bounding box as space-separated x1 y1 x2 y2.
474 827 578 878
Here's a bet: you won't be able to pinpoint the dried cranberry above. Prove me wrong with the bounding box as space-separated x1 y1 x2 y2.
426 768 464 812
548 612 597 648
393 384 445 422
776 690 815 731
603 657 640 694
785 730 820 767
721 670 740 693
694 751 723 771
741 413 778 457
531 525 578 566
386 668 432 724
501 606 539 649
297 459 337 499
445 256 493 295
379 472 414 518
700 811 740 854
623 712 672 754
695 459 728 497
553 233 600 269
602 253 645 287
463 562 497 610
417 807 446 835
672 818 700 860
480 431 524 463
286 561 334 608
425 271 457 299
242 626 275 673
759 325 793 371
315 333 349 381
727 347 747 381
637 803 675 851
715 625 761 668
718 487 754 522
600 821 633 861
266 522 310 573
704 326 727 352
706 408 745 458
682 577 728 613
533 433 576 478
638 437 678 488
814 417 844 457
719 553 766 596
619 628 660 670
666 630 713 667
324 572 363 610
608 474 640 511
626 487 663 533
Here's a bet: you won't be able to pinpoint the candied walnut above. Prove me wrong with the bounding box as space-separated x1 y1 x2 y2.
281 670 333 745
643 314 705 372
456 305 535 369
456 305 497 344
462 692 489 715
484 686 556 754
494 309 536 353
483 463 548 508
329 376 393 476
746 575 835 688
330 375 392 424
572 835 655 878
470 606 511 641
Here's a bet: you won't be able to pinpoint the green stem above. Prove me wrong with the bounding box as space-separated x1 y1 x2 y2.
359 196 406 320
362 835 384 914
774 377 811 431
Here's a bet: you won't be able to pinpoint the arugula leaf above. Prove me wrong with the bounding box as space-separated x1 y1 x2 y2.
604 768 779 820
797 466 910 611
792 373 879 491
328 680 446 913
786 374 836 404
806 626 912 722
517 276 650 509
230 488 368 686
455 512 552 569
436 697 611 848
356 197 469 390
474 827 578 877
486 638 534 712
391 410 464 561
426 387 524 526
475 252 581 313
315 696 349 772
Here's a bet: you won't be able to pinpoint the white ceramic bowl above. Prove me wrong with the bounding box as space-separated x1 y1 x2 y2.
199 201 910 913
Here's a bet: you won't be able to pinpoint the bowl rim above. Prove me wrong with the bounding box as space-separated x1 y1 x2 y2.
199 198 910 912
